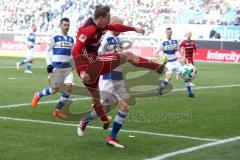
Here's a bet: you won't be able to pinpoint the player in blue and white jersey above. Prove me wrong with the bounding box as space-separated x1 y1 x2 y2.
31 18 74 118
77 16 129 148
16 24 37 73
156 27 195 97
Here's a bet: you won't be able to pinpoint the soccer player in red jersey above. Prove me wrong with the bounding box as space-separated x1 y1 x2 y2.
72 4 167 136
180 31 197 87
180 31 197 65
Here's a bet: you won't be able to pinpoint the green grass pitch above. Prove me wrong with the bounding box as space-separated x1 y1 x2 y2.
0 56 240 160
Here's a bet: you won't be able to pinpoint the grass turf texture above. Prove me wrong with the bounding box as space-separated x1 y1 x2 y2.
0 57 240 160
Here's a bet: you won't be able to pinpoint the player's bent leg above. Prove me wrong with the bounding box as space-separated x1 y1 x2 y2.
119 51 167 74
88 86 110 123
52 84 72 118
77 82 111 136
106 99 129 148
32 87 57 108
158 73 172 95
85 53 122 81
24 58 34 73
77 117 88 136
77 107 112 137
94 101 112 130
91 52 167 82
17 58 30 70
186 60 196 86
78 87 116 137
25 62 33 73
77 112 112 137
185 80 195 98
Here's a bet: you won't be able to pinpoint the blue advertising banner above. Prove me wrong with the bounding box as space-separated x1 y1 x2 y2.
214 26 240 40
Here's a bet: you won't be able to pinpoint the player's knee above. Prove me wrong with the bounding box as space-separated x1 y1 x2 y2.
166 74 173 81
118 101 129 112
29 59 34 63
64 84 72 93
121 105 129 112
52 87 59 94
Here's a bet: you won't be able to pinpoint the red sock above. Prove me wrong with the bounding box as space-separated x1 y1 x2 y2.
92 103 109 122
132 56 160 70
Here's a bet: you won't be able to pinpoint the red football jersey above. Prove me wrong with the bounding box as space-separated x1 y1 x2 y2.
72 17 135 73
180 40 197 59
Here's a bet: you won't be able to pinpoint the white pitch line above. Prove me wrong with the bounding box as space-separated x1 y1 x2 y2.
118 129 220 142
0 116 220 142
146 136 240 160
0 66 46 69
0 84 240 109
173 84 240 91
0 97 90 109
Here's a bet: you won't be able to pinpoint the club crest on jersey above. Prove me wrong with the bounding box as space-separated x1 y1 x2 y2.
79 34 87 42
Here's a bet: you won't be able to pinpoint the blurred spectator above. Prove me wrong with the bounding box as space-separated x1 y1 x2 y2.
0 0 74 32
209 29 221 39
0 0 239 36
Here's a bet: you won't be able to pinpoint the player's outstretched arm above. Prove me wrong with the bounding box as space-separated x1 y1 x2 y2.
134 27 145 34
104 23 145 34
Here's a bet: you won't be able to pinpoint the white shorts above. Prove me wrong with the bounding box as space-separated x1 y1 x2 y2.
25 48 35 60
99 76 129 106
165 60 182 75
49 68 73 88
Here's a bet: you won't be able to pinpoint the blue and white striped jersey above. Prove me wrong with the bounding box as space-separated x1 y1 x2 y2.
160 40 179 62
98 32 123 80
98 32 123 54
26 32 36 48
46 34 74 68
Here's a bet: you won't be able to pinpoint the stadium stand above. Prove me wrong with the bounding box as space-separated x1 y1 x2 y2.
0 0 239 35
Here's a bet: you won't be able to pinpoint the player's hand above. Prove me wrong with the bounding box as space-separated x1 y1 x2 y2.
80 71 90 83
47 65 53 73
135 28 145 34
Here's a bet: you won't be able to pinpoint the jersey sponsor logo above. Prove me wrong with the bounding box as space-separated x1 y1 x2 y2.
61 42 72 48
166 45 177 50
79 34 87 43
